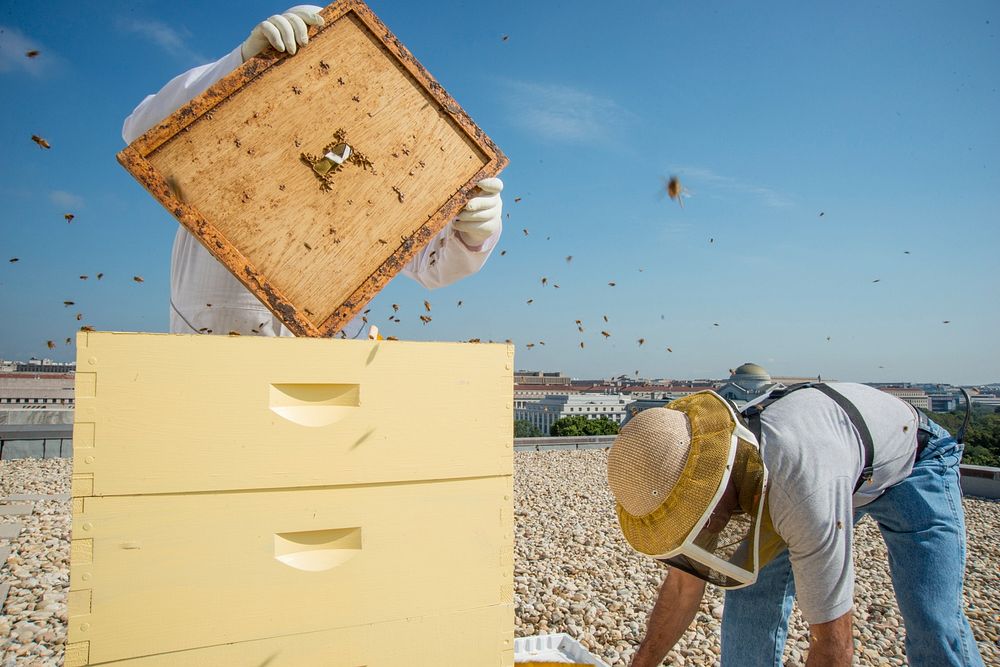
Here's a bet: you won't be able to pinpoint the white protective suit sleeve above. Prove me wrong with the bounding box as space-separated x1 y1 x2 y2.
122 48 500 338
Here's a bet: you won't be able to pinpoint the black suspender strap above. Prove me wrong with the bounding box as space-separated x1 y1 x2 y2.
957 388 972 445
809 384 876 493
741 382 816 446
741 383 876 494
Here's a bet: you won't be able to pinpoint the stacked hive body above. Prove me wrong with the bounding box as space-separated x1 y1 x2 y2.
67 332 514 665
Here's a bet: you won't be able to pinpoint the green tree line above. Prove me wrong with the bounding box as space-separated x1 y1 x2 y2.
924 407 1000 467
514 417 620 438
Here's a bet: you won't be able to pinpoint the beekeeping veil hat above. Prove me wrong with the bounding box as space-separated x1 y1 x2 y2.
607 391 768 588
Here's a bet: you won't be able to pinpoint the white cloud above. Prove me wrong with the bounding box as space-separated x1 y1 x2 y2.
50 191 85 210
500 80 635 143
671 165 794 209
116 19 205 63
0 26 50 75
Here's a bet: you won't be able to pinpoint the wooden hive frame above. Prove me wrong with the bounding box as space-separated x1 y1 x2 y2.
117 0 507 337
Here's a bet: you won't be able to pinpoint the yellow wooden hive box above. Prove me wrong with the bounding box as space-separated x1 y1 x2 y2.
116 0 507 337
68 332 514 666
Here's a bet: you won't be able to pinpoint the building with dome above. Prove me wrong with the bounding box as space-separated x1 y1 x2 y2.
717 362 785 406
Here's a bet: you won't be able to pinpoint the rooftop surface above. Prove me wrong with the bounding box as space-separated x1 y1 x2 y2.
1 455 997 665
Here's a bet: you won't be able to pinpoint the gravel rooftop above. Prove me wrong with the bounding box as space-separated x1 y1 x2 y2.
1 453 998 666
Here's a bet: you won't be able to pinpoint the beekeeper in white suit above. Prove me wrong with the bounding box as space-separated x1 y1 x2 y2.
122 5 503 338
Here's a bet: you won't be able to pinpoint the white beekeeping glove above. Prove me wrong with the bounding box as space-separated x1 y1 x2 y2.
453 178 503 246
241 5 325 62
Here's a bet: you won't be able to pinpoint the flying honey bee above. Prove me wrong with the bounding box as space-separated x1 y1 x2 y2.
228 331 241 336
46 340 55 349
566 255 573 263
63 301 74 306
76 313 82 321
64 214 74 223
9 258 18 263
638 338 645 346
424 300 431 312
65 338 71 345
601 331 611 338
457 300 463 307
31 135 51 149
79 275 87 280
666 347 673 353
579 342 585 349
608 282 616 287
419 315 432 324
526 299 533 305
468 338 481 343
525 343 535 349
514 197 522 203
603 315 608 323
392 304 399 312
541 277 547 286
96 273 104 280
26 50 40 58
500 250 507 256
664 175 685 207
522 229 529 236
133 276 144 283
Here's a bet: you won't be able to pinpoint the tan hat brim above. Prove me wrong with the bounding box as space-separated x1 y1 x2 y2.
615 392 735 556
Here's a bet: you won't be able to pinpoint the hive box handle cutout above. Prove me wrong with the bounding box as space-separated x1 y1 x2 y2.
274 527 362 572
269 383 360 427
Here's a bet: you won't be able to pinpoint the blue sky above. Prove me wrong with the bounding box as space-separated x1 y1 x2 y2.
1 1 998 384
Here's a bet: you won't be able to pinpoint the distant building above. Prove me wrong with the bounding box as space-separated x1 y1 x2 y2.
1 358 76 374
877 386 930 410
971 395 1000 409
514 370 571 386
0 373 76 410
928 393 959 412
515 393 629 435
716 363 785 406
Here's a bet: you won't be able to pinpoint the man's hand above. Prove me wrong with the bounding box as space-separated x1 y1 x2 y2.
805 611 853 666
241 5 325 62
630 568 706 667
453 178 503 247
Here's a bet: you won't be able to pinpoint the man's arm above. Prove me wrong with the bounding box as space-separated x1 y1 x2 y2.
630 568 706 667
806 610 853 667
401 179 503 289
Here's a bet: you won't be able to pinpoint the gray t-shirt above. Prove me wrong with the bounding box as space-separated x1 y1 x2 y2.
753 383 920 624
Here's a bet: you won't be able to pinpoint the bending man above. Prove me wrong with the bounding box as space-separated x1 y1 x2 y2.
608 383 983 666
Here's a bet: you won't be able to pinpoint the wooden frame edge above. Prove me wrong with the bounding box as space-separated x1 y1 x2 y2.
120 0 508 338
116 147 320 336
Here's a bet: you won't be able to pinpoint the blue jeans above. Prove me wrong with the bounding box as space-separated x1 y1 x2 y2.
720 420 984 666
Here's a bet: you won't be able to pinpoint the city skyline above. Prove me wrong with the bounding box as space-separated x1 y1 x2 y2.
2 1 998 385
